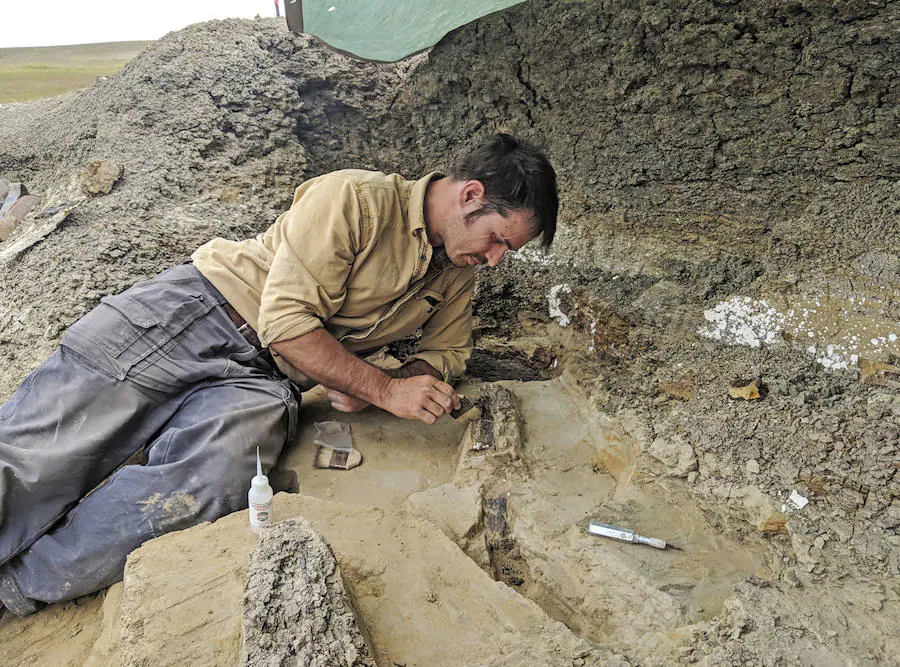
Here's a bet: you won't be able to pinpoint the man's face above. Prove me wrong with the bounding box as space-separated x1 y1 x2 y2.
443 207 537 268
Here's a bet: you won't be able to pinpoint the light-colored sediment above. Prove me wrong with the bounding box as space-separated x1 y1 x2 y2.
0 377 830 665
85 492 595 666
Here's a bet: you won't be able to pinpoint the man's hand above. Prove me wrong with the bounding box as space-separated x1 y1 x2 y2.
324 359 447 415
326 388 370 413
380 375 461 424
271 330 460 425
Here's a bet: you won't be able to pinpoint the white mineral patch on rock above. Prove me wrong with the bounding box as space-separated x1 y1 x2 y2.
699 295 900 372
813 344 857 371
548 283 572 327
699 296 781 348
782 490 810 513
510 246 556 265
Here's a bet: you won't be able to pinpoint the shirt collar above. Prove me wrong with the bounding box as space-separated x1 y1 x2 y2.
427 246 455 274
407 171 444 235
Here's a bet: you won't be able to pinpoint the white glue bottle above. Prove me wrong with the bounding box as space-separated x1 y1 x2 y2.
248 447 273 534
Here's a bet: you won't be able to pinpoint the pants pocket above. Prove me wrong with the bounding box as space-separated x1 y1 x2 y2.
60 281 215 384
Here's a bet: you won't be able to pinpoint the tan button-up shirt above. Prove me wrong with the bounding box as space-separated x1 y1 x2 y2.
192 169 475 388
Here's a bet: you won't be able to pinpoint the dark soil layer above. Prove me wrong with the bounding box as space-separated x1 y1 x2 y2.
463 348 555 382
0 2 897 663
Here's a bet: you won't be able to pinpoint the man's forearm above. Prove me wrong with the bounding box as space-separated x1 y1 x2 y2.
271 329 393 407
386 359 442 381
324 358 443 414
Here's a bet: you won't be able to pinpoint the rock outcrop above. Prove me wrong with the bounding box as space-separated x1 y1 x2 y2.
242 519 375 667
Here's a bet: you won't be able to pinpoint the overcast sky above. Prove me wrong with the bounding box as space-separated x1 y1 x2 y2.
2 0 280 48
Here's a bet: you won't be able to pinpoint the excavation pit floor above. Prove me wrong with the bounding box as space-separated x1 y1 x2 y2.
0 375 774 664
504 379 768 638
270 375 772 650
278 383 470 509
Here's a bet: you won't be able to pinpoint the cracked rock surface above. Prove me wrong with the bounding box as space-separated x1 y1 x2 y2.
242 519 375 667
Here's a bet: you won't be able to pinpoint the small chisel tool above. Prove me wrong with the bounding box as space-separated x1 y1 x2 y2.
450 395 480 420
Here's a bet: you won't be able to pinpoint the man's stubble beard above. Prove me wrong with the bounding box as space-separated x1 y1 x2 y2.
445 211 486 268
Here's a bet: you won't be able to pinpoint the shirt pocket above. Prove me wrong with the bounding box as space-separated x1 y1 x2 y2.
414 289 445 320
339 287 447 348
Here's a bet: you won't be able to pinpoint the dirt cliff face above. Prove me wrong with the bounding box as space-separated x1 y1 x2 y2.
0 20 421 389
0 1 897 663
381 0 900 608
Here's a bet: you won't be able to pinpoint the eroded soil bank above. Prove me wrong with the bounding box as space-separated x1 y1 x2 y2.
0 0 897 664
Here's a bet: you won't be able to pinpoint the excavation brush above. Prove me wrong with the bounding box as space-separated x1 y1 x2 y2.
588 521 682 551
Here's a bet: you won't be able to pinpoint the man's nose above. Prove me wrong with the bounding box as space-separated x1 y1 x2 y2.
486 246 507 267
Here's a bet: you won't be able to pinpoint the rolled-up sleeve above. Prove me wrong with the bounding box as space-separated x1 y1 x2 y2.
257 176 363 346
407 269 475 382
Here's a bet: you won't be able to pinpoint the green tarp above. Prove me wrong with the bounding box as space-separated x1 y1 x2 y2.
301 0 524 61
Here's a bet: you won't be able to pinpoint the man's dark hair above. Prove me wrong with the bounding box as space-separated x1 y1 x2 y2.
450 133 558 249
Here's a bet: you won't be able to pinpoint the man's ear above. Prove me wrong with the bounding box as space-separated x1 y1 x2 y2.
459 179 486 211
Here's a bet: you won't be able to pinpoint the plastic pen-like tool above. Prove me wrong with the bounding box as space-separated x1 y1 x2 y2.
588 521 681 550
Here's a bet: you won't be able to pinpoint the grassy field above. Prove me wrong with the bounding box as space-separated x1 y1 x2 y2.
0 41 153 104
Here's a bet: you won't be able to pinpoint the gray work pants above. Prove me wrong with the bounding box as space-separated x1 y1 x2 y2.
0 264 300 615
